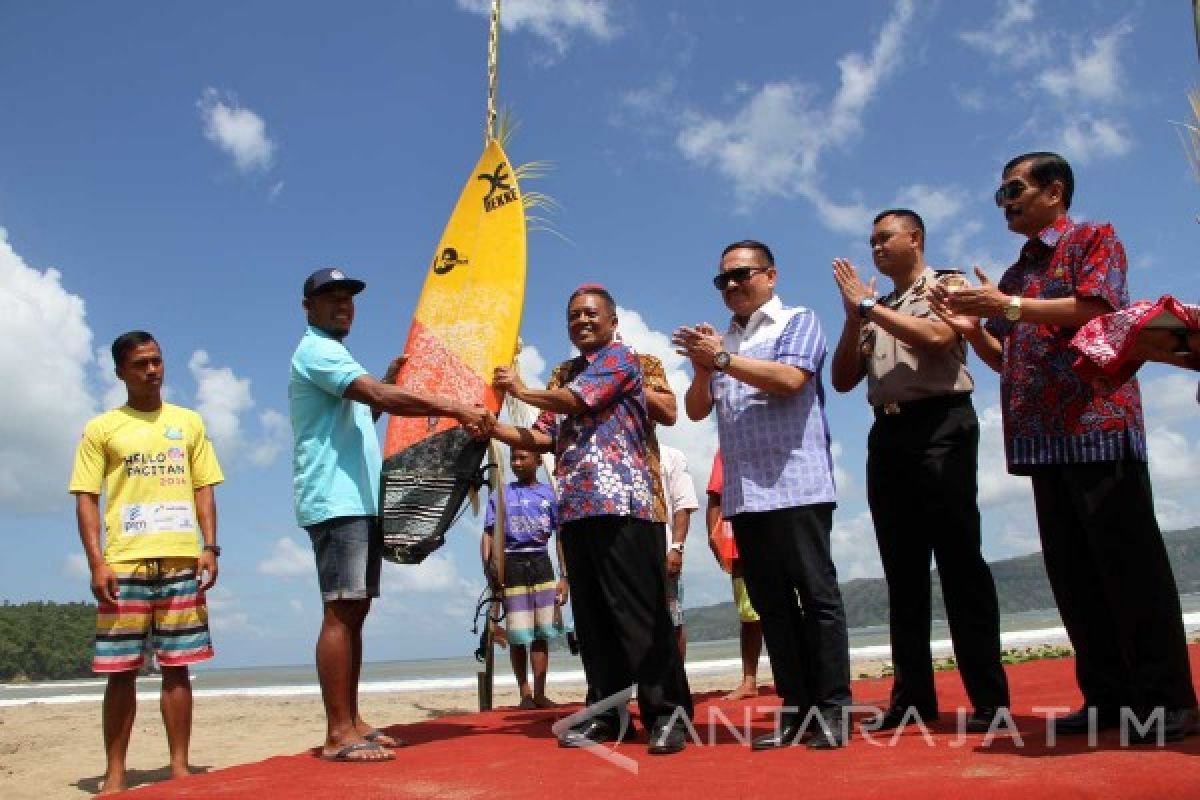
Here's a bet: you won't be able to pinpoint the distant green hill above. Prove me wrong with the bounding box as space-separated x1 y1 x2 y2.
683 526 1200 643
0 601 95 681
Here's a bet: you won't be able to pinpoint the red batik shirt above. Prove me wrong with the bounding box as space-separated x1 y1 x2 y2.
984 217 1147 475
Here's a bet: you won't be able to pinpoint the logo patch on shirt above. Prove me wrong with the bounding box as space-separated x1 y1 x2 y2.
163 426 183 440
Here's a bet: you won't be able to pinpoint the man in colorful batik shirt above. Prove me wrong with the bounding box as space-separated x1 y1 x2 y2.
489 284 693 755
69 331 223 794
933 151 1198 743
480 447 567 709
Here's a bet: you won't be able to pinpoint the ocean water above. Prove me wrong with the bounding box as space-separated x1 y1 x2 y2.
4 598 1199 707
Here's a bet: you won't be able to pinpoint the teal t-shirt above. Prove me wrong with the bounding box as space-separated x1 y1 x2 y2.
289 326 381 527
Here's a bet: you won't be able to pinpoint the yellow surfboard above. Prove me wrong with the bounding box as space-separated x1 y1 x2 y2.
380 138 526 564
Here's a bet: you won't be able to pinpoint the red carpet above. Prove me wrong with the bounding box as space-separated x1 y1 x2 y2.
116 646 1200 799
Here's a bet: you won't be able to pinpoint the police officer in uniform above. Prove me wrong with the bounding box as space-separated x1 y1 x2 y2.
830 208 1010 732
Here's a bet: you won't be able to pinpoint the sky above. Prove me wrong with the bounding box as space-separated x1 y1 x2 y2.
1 0 1198 669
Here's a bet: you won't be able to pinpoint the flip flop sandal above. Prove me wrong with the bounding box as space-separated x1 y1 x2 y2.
364 729 406 748
320 741 394 762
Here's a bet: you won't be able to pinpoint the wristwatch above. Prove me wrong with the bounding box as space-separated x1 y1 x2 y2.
712 351 731 371
857 296 877 319
203 544 222 557
1004 295 1023 322
668 542 685 554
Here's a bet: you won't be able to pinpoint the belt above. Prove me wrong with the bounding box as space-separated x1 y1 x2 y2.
873 393 971 419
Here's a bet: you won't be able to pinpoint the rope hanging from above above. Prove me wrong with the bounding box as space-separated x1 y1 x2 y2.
485 0 501 144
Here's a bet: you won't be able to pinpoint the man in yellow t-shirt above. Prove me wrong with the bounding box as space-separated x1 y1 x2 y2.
68 331 224 795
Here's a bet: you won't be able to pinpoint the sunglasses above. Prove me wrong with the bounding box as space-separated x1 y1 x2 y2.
994 179 1031 207
713 266 770 290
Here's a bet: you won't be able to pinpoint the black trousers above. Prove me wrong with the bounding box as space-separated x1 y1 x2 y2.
562 515 693 727
867 395 1009 713
1030 460 1196 712
732 504 851 712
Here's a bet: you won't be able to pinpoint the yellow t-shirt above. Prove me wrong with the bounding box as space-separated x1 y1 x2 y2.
68 403 224 563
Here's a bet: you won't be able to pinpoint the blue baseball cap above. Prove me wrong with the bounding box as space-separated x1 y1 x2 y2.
303 267 366 298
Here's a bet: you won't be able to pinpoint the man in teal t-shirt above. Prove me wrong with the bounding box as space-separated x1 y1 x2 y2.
289 267 494 763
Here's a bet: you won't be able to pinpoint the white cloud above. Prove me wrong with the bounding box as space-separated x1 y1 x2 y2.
197 88 275 173
205 586 256 635
1147 424 1198 488
188 350 287 466
249 409 291 466
673 0 916 227
1155 496 1200 532
615 306 719 501
953 87 987 112
258 536 314 577
63 552 90 580
382 551 467 594
620 76 677 115
891 184 967 228
0 229 98 513
1142 373 1200 424
958 0 1049 67
937 219 1005 272
189 350 254 453
830 440 855 498
455 0 616 56
976 403 1032 507
1036 24 1130 103
831 510 883 580
1058 115 1133 164
93 347 127 410
995 519 1040 559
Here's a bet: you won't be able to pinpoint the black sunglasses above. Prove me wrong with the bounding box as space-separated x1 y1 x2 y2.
713 266 770 290
994 179 1030 207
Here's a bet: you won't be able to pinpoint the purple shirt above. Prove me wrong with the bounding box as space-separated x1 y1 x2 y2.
534 341 655 524
484 481 558 553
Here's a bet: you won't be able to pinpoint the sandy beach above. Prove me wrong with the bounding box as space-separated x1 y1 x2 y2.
0 658 902 800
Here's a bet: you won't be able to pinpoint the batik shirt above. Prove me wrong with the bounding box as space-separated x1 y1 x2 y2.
548 352 671 523
535 341 655 523
984 217 1147 475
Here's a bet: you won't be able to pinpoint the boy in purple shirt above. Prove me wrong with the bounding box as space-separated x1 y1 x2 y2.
480 448 568 708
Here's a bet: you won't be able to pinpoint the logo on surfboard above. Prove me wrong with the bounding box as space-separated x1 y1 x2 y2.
477 162 518 212
433 247 469 275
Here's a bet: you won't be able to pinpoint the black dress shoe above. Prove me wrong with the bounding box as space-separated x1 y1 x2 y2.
751 714 806 751
807 712 848 750
1053 706 1121 736
557 718 624 748
647 718 687 755
964 706 1008 733
1128 708 1200 745
869 705 939 731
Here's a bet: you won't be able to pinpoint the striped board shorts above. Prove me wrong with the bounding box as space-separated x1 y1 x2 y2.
502 551 566 647
93 558 214 673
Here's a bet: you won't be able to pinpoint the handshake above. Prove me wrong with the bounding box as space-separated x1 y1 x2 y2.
458 405 496 440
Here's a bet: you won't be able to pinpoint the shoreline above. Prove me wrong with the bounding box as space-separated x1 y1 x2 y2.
0 619 1093 708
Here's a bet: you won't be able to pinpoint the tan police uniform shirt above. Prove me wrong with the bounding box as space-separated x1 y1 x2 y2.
860 267 974 408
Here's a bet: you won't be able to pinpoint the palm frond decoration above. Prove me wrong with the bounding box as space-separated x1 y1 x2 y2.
493 107 569 242
1171 89 1200 184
